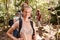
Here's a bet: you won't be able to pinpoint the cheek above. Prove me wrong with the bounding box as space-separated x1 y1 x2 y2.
23 13 27 16
27 13 31 17
24 13 27 15
27 12 31 17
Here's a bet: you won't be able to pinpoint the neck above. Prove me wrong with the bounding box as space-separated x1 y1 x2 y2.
23 16 28 21
24 17 26 21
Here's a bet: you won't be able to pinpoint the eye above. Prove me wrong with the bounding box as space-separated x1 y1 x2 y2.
24 11 27 13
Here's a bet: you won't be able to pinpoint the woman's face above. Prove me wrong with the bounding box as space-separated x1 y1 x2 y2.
23 7 32 18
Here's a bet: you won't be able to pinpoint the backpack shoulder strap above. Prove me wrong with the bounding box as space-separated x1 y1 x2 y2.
19 19 22 33
30 21 35 36
18 19 22 38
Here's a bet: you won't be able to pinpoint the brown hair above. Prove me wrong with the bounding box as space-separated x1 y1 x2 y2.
21 3 28 12
21 6 32 12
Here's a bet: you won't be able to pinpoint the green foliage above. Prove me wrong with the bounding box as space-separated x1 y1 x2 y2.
0 0 59 26
55 6 60 10
50 14 57 25
49 0 60 25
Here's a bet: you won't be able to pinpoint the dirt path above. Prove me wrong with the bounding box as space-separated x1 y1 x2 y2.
0 31 11 40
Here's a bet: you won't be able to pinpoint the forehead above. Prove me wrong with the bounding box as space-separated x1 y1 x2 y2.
24 7 32 10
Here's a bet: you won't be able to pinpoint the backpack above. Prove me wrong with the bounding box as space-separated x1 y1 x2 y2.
13 18 22 38
13 18 35 38
9 19 14 26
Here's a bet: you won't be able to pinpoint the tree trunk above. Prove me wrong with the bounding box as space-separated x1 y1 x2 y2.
5 0 9 27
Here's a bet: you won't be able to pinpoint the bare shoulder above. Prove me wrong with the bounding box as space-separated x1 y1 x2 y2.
7 21 19 33
15 21 19 25
11 21 19 29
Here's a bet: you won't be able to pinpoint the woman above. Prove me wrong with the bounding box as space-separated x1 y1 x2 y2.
7 6 36 40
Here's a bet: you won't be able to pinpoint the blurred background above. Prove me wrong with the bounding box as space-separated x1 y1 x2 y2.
0 0 60 40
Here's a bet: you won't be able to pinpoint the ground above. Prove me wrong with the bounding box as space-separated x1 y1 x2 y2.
0 28 11 40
